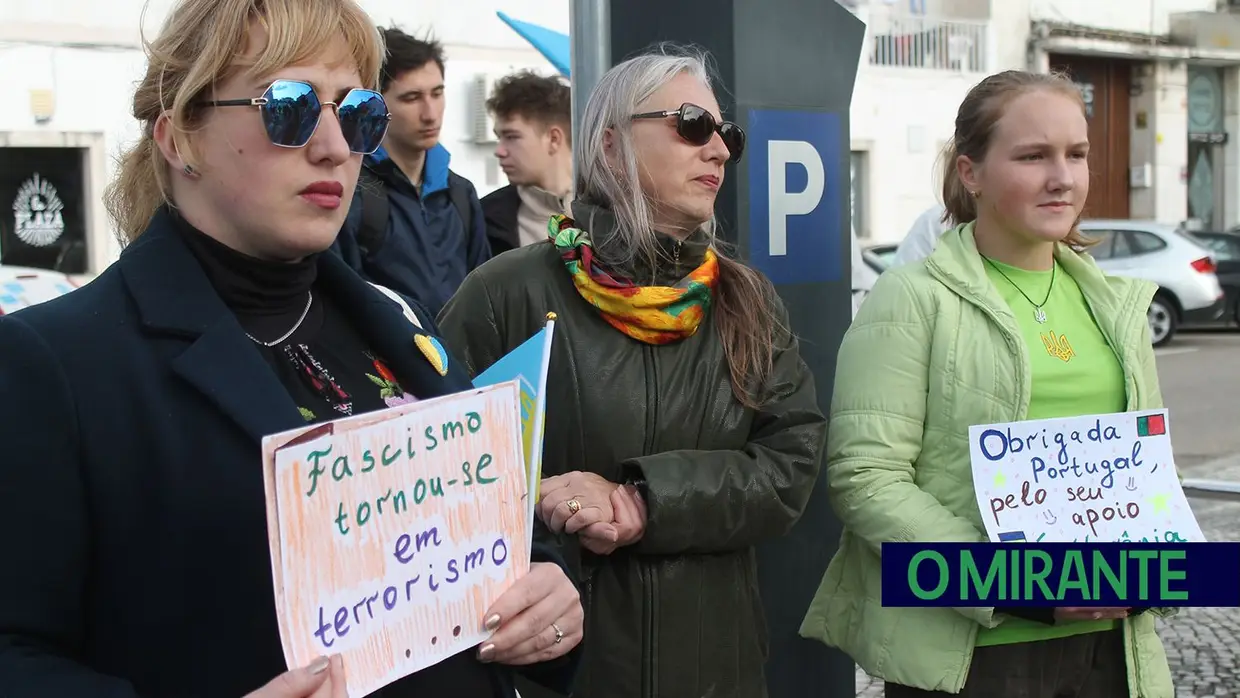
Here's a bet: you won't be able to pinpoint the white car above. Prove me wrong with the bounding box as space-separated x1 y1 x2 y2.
1077 220 1225 346
0 265 81 316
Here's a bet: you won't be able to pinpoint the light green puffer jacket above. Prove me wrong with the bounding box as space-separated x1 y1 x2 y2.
800 224 1176 697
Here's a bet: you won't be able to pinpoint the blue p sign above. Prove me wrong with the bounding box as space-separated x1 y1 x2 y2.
746 109 842 284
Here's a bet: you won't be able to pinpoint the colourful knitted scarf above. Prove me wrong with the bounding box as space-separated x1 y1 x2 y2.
548 214 718 345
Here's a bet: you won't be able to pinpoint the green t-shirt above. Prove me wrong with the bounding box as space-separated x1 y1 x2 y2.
974 257 1127 647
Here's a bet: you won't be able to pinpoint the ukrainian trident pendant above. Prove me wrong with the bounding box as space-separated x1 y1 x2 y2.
1034 307 1048 324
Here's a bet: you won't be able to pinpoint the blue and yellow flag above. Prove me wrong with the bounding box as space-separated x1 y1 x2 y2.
472 318 556 539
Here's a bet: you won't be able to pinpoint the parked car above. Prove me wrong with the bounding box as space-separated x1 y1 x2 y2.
0 265 81 315
1077 220 1226 346
1186 229 1240 327
864 242 898 271
851 242 898 317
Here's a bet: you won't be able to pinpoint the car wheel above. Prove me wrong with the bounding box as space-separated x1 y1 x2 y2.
1148 295 1177 347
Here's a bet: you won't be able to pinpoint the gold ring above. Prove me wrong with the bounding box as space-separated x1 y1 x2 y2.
551 622 564 644
566 499 582 515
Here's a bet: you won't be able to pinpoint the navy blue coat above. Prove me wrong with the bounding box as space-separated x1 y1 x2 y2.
333 144 491 318
0 210 576 697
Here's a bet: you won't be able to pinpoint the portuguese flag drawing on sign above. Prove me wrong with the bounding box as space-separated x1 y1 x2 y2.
1137 413 1167 437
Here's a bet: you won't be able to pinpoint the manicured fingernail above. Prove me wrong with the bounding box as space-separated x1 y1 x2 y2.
478 643 495 661
484 614 501 631
308 656 331 674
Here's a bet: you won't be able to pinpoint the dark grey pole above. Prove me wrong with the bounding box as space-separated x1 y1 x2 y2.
569 0 610 154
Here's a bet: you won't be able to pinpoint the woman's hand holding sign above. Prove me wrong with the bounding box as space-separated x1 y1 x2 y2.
244 655 346 698
476 562 583 665
1054 607 1130 621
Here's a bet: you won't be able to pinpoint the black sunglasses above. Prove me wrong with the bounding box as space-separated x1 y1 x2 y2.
201 79 391 155
631 102 745 163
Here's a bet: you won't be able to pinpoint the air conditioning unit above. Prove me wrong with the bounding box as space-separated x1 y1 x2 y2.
471 74 500 144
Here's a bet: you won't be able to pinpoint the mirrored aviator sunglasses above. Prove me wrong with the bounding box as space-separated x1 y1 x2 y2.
201 79 392 155
631 102 746 164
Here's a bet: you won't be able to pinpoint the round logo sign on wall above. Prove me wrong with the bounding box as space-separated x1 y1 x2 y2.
11 173 66 248
1188 71 1222 133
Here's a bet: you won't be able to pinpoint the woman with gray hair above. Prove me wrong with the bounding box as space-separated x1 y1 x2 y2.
438 45 826 697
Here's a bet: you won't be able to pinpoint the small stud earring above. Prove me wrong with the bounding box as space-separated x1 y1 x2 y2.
183 164 196 176
970 189 981 199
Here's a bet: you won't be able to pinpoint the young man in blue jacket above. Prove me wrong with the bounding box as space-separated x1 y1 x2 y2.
333 28 490 317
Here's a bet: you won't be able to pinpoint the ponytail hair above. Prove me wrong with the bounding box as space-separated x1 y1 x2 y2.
938 139 976 228
939 69 1097 249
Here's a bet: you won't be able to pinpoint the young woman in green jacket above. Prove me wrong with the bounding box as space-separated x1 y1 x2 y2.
799 70 1175 697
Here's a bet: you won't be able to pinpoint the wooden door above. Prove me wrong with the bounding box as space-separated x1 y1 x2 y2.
1049 55 1132 220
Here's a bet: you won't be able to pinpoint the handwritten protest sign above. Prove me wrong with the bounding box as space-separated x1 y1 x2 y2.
472 318 555 546
969 409 1205 544
261 382 530 698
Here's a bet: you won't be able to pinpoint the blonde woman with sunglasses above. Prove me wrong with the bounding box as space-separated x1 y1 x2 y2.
0 2 581 697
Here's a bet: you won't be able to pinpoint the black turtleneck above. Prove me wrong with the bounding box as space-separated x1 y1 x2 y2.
174 215 499 697
175 214 322 335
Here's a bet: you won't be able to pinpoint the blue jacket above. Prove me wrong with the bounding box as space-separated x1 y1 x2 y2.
0 209 577 698
333 144 491 317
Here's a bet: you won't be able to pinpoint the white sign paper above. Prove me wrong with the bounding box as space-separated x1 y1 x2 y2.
968 409 1204 544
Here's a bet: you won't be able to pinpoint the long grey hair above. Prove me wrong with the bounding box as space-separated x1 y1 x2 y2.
573 44 717 272
572 44 788 411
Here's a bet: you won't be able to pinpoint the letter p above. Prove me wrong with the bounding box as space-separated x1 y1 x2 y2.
767 140 825 256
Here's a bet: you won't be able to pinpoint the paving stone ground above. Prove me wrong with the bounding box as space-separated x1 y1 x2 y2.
853 461 1240 698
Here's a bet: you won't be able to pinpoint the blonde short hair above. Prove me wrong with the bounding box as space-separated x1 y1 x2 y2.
104 0 384 244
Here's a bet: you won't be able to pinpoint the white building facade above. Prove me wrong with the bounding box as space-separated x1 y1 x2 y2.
849 0 1240 244
9 0 1240 272
0 0 565 275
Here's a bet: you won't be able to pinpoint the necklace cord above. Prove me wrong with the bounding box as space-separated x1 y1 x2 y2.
982 256 1055 309
245 290 314 347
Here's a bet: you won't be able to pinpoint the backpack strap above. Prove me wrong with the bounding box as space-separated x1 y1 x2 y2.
356 166 390 256
446 171 475 237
